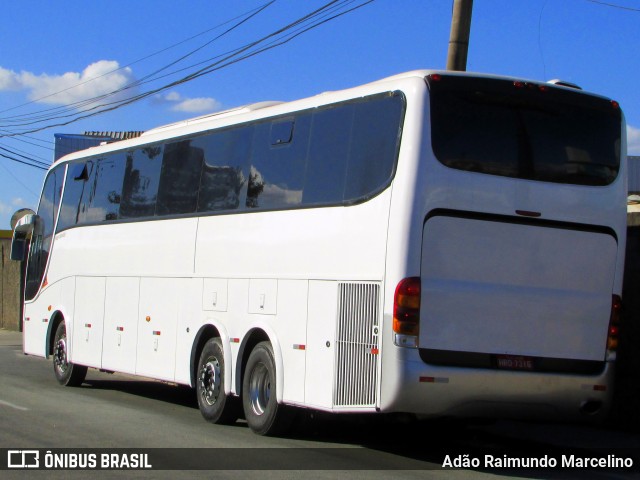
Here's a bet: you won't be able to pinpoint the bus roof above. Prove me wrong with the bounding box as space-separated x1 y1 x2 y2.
52 69 611 166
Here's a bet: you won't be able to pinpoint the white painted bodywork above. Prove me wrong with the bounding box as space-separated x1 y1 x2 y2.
420 216 616 360
19 69 627 421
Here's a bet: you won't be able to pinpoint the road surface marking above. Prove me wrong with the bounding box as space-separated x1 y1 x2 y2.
0 399 28 411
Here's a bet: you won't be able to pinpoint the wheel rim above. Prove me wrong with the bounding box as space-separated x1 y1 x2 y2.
249 362 270 416
54 336 68 374
199 357 222 406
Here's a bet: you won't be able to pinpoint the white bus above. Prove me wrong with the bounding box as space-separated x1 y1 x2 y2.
11 70 626 435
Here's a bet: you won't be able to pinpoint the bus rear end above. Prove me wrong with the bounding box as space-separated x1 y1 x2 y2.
385 73 625 421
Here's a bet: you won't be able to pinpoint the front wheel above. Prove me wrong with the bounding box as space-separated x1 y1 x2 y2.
52 321 87 387
196 338 240 424
242 341 292 436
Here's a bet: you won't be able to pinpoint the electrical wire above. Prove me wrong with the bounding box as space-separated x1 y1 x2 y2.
0 152 48 171
0 0 331 127
0 0 374 138
537 0 549 80
0 0 283 124
0 145 50 168
0 161 41 198
1 132 54 151
0 143 50 165
0 1 293 168
0 2 275 125
585 0 640 12
0 1 276 117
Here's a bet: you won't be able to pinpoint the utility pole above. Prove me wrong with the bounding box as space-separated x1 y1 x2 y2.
446 0 473 71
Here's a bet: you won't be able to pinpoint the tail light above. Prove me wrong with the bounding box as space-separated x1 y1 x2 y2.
606 295 622 356
393 277 421 347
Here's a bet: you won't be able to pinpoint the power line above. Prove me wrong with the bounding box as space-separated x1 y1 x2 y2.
0 1 276 117
0 0 285 126
585 0 640 12
0 143 50 164
1 133 55 151
0 161 41 198
537 0 549 80
0 1 322 127
0 145 50 168
0 132 52 171
0 152 48 171
0 2 274 125
0 0 278 127
0 0 374 138
0 4 267 124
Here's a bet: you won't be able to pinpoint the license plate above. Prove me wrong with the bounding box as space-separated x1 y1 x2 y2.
496 355 534 371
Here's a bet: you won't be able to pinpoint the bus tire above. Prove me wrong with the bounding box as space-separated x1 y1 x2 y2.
242 341 292 436
52 321 87 387
196 337 239 425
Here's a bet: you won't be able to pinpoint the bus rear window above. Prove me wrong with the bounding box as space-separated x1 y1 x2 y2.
427 75 622 186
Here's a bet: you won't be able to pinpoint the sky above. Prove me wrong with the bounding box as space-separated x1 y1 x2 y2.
0 0 639 229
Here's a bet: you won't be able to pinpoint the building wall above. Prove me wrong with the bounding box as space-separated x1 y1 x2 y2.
54 134 111 161
0 231 22 331
54 132 144 160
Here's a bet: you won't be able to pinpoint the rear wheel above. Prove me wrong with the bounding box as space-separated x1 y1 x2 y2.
52 321 87 387
196 338 240 424
242 341 292 436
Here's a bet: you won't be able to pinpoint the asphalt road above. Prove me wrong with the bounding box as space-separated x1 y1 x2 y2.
0 329 639 480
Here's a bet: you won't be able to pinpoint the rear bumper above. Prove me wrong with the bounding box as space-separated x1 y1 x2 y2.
380 347 613 422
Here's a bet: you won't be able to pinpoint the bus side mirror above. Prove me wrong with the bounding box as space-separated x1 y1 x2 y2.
10 213 37 261
10 233 27 261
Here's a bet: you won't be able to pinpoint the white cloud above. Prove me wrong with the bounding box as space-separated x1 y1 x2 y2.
172 97 222 113
164 91 182 102
0 67 22 90
0 60 136 107
155 90 221 113
628 125 640 156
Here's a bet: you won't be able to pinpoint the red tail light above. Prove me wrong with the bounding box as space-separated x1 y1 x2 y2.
607 295 622 352
393 277 421 336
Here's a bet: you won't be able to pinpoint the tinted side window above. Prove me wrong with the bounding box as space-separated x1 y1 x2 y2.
57 161 95 231
246 115 311 209
156 140 204 215
26 166 63 300
303 105 353 204
53 93 405 227
85 155 125 222
303 93 404 205
120 146 163 218
196 126 253 212
38 167 62 244
344 95 404 200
